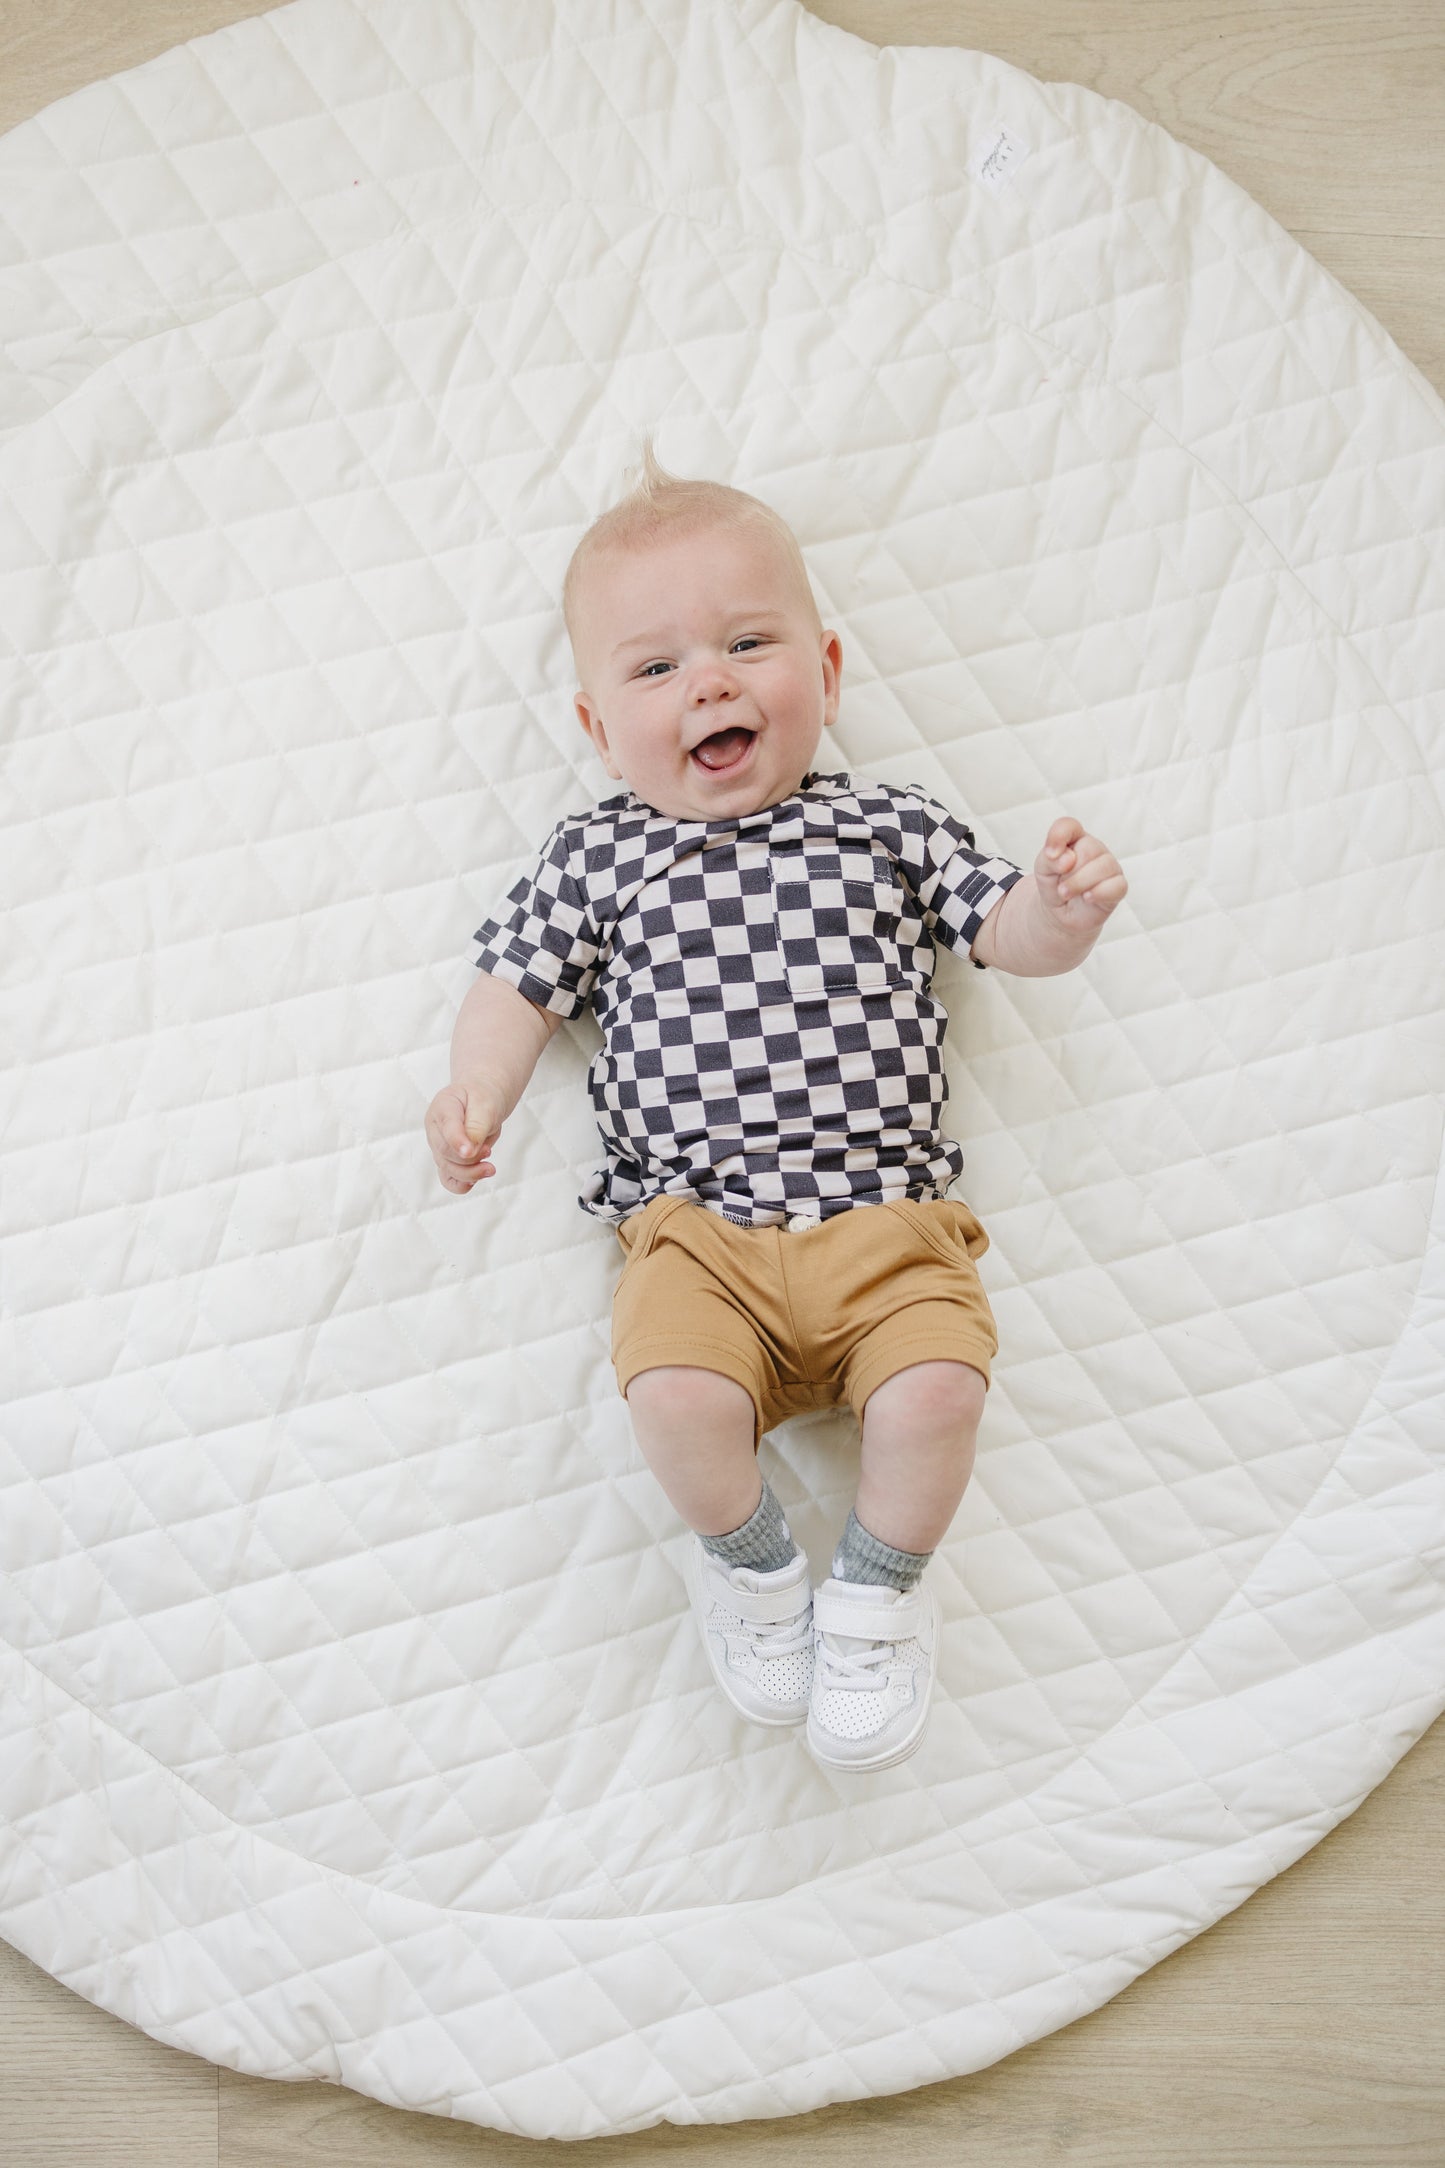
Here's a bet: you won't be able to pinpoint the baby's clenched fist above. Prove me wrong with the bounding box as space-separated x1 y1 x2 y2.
425 1082 506 1194
1036 816 1127 931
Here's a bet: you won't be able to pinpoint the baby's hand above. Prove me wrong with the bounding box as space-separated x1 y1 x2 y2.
426 1082 507 1194
1036 817 1127 931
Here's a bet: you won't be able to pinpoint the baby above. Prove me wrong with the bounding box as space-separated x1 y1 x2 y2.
424 448 1127 1773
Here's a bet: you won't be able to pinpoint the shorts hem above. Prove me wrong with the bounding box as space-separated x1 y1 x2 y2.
846 1333 993 1418
613 1337 767 1453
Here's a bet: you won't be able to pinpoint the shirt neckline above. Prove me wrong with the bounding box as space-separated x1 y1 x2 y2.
620 769 826 820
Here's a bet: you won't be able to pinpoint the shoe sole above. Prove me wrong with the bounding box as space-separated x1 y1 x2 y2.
806 1583 940 1771
684 1539 811 1727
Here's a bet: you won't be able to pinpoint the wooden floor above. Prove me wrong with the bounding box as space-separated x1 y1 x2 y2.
1 2 1442 2161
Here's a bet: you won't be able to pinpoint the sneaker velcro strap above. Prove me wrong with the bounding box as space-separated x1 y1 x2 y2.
729 1579 811 1625
812 1588 921 1642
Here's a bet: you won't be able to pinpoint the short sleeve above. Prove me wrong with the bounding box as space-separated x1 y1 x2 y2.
470 819 605 1020
893 786 1027 971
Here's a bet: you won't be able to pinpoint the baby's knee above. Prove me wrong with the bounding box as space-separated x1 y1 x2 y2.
864 1358 987 1436
625 1363 754 1428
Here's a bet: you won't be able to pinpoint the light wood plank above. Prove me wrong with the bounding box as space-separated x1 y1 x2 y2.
0 0 277 131
0 1937 218 2167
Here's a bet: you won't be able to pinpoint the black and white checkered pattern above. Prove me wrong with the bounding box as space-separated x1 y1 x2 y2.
470 771 1026 1228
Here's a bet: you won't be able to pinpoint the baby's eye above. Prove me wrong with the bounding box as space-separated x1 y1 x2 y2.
636 660 674 678
731 637 766 653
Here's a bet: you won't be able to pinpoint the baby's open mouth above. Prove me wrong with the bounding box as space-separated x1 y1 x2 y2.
691 727 755 773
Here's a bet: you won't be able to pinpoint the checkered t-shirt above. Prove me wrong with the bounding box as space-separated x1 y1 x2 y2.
469 770 1026 1230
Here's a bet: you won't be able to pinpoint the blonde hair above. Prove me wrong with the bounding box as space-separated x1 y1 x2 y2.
562 439 821 657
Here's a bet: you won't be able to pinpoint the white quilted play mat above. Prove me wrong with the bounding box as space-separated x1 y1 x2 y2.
2 0 1443 2141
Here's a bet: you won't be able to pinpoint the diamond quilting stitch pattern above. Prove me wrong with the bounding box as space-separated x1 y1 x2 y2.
0 0 1442 2142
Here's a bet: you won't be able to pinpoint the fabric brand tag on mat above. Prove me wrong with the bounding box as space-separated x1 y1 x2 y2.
972 123 1032 193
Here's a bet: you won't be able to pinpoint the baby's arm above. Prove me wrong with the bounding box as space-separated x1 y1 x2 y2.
971 816 1127 974
425 972 564 1194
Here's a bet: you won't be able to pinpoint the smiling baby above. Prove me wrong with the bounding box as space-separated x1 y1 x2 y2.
424 446 1127 1772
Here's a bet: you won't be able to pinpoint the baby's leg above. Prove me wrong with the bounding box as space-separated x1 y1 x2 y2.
631 1367 810 1730
850 1359 986 1561
808 1360 985 1770
624 1365 763 1537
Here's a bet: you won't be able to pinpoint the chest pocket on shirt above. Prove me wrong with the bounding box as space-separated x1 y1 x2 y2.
769 837 908 997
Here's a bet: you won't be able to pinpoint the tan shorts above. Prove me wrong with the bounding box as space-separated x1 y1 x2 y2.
611 1193 998 1453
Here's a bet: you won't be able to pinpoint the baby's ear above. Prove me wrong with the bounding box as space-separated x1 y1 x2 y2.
574 688 601 740
819 628 843 724
575 689 621 779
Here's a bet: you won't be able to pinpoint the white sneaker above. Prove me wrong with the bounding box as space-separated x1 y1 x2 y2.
806 1575 940 1772
683 1538 814 1725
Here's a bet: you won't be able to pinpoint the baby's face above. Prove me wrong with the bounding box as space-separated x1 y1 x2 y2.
570 521 842 820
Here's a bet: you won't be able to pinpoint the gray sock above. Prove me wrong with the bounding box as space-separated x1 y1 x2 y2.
831 1507 932 1592
700 1475 799 1576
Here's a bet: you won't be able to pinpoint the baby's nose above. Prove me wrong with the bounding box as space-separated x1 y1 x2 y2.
689 669 737 703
